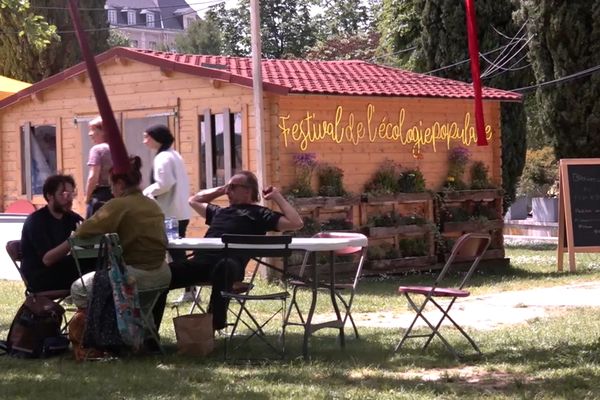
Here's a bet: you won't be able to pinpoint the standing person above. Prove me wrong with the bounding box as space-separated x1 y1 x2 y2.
20 174 95 292
141 124 194 302
84 116 113 218
71 156 170 304
158 171 304 331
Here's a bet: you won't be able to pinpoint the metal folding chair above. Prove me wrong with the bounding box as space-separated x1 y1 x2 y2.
284 231 367 339
69 235 104 295
5 240 71 330
394 233 491 358
220 234 292 360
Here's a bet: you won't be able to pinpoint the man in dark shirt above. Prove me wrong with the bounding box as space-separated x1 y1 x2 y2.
20 174 94 292
162 170 304 330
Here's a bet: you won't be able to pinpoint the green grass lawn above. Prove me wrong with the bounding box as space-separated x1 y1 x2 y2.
1 243 599 399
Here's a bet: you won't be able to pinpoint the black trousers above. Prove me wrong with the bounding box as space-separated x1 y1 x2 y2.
28 256 96 293
153 254 245 331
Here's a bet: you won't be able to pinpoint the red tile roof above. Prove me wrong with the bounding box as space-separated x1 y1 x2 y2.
0 47 521 109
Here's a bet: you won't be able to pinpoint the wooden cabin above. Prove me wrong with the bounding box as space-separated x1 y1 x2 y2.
0 47 521 238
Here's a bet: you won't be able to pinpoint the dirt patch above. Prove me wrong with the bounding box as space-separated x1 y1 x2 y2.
397 366 539 390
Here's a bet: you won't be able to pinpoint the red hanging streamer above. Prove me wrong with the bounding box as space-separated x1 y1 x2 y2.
465 0 487 146
67 0 130 173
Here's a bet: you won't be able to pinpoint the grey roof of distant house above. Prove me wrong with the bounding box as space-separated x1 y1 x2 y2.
105 0 194 30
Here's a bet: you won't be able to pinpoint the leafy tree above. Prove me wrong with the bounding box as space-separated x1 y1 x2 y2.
409 0 532 209
206 0 316 58
306 0 381 61
107 29 130 48
316 0 371 38
0 0 58 82
1 0 109 82
377 0 422 67
174 17 222 55
518 0 600 159
205 2 249 56
31 0 109 81
259 0 315 58
305 31 380 61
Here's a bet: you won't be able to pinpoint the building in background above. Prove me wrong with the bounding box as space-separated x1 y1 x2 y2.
106 0 198 50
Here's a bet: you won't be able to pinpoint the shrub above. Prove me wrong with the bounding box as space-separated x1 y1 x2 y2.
398 238 428 257
444 146 471 190
398 168 426 192
287 153 317 197
364 159 401 195
317 163 346 196
470 161 493 189
517 146 558 197
367 211 402 227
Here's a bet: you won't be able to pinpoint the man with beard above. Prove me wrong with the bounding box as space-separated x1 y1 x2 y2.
20 174 95 292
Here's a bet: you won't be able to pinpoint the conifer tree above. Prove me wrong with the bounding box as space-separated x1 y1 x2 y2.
410 0 531 208
518 0 600 159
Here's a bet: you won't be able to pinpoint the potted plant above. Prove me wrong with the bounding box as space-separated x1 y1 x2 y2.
316 163 346 197
286 153 317 198
443 146 470 190
517 147 559 222
363 159 401 197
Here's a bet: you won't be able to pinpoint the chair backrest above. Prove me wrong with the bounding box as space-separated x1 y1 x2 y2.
68 235 104 291
437 233 491 290
221 234 293 259
5 239 33 293
221 234 293 282
5 199 36 214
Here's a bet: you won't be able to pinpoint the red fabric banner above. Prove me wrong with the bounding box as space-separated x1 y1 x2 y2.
67 0 130 173
465 0 487 146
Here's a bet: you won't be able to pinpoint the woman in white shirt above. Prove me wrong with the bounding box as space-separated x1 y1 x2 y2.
142 124 192 261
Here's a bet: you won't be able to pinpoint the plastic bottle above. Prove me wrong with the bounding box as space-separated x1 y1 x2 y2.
168 217 179 240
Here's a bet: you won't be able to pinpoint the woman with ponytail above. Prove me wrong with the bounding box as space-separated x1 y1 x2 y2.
142 124 193 302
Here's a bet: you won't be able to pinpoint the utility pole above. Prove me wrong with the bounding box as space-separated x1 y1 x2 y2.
250 0 266 196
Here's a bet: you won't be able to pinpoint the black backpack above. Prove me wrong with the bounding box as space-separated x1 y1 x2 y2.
0 295 69 358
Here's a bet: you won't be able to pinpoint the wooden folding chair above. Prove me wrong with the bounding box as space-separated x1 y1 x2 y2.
5 240 71 330
284 232 367 339
220 234 292 360
394 233 491 358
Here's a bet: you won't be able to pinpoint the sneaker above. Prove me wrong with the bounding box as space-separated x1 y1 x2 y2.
173 287 197 304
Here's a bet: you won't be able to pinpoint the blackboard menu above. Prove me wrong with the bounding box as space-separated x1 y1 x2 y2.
566 164 600 247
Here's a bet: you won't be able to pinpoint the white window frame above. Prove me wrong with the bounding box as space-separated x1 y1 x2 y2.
146 12 155 28
21 123 58 198
127 10 136 25
107 9 117 25
200 109 243 189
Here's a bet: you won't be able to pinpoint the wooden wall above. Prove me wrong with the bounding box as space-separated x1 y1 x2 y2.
0 56 504 240
272 95 502 194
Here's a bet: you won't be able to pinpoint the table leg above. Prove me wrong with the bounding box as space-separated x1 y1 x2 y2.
329 251 345 348
303 252 318 360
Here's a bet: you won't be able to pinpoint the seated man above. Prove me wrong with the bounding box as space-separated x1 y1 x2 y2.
20 174 95 292
162 170 303 331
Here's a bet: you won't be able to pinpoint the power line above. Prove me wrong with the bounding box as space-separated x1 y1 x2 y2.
481 22 529 78
369 46 417 63
512 64 600 93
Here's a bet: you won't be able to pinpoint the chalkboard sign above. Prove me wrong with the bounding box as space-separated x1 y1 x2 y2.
558 158 600 272
565 164 600 247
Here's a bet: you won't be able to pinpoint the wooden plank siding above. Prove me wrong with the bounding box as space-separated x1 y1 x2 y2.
0 56 503 240
273 95 501 195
